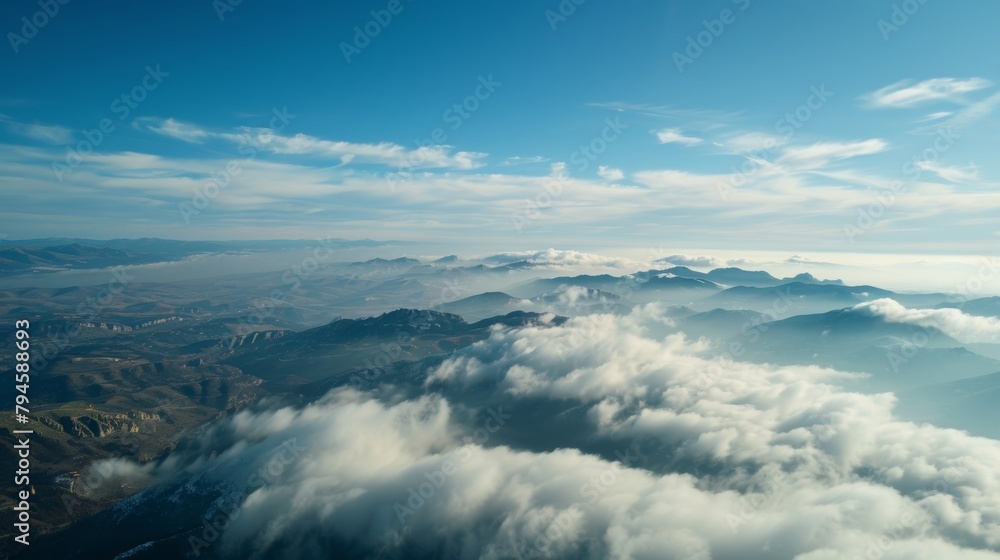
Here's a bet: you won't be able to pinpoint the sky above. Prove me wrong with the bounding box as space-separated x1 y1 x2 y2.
2 0 1000 257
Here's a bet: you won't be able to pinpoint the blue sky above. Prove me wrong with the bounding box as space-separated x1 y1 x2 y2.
2 0 999 256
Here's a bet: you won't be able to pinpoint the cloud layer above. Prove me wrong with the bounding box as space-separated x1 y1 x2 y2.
854 298 1000 344
88 305 1000 559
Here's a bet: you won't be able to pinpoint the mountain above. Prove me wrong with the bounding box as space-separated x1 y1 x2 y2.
630 276 722 304
896 370 1000 439
0 243 152 272
936 296 1000 317
700 282 898 314
222 309 562 390
434 292 528 321
642 267 842 287
509 274 626 297
342 257 422 275
731 307 1000 390
780 272 844 285
702 267 782 287
531 287 631 316
0 238 396 275
674 308 770 340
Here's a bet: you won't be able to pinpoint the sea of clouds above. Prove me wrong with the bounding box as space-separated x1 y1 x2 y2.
89 304 1000 559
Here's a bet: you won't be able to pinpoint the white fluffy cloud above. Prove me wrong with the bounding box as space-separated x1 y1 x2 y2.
85 305 1000 558
484 248 649 270
657 254 723 268
854 298 1000 343
82 305 1000 558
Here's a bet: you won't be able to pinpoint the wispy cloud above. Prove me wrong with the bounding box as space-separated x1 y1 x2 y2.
235 129 488 169
656 254 723 268
0 115 74 144
654 127 703 146
719 132 787 154
944 90 1000 128
921 111 952 121
914 161 978 183
144 118 209 143
588 102 740 121
864 78 991 108
144 118 488 170
778 139 888 169
503 155 550 166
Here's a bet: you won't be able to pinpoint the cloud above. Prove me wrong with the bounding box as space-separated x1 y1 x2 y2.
8 130 1000 255
922 111 953 121
223 128 488 170
632 169 726 191
720 132 787 154
656 254 723 268
915 161 979 183
854 298 1000 343
503 155 550 166
778 139 888 168
587 102 740 122
865 78 992 108
86 305 1000 558
0 115 74 144
784 255 839 266
519 248 648 270
943 91 1000 129
654 128 703 146
597 165 624 181
144 117 210 143
143 117 487 169
479 249 644 269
